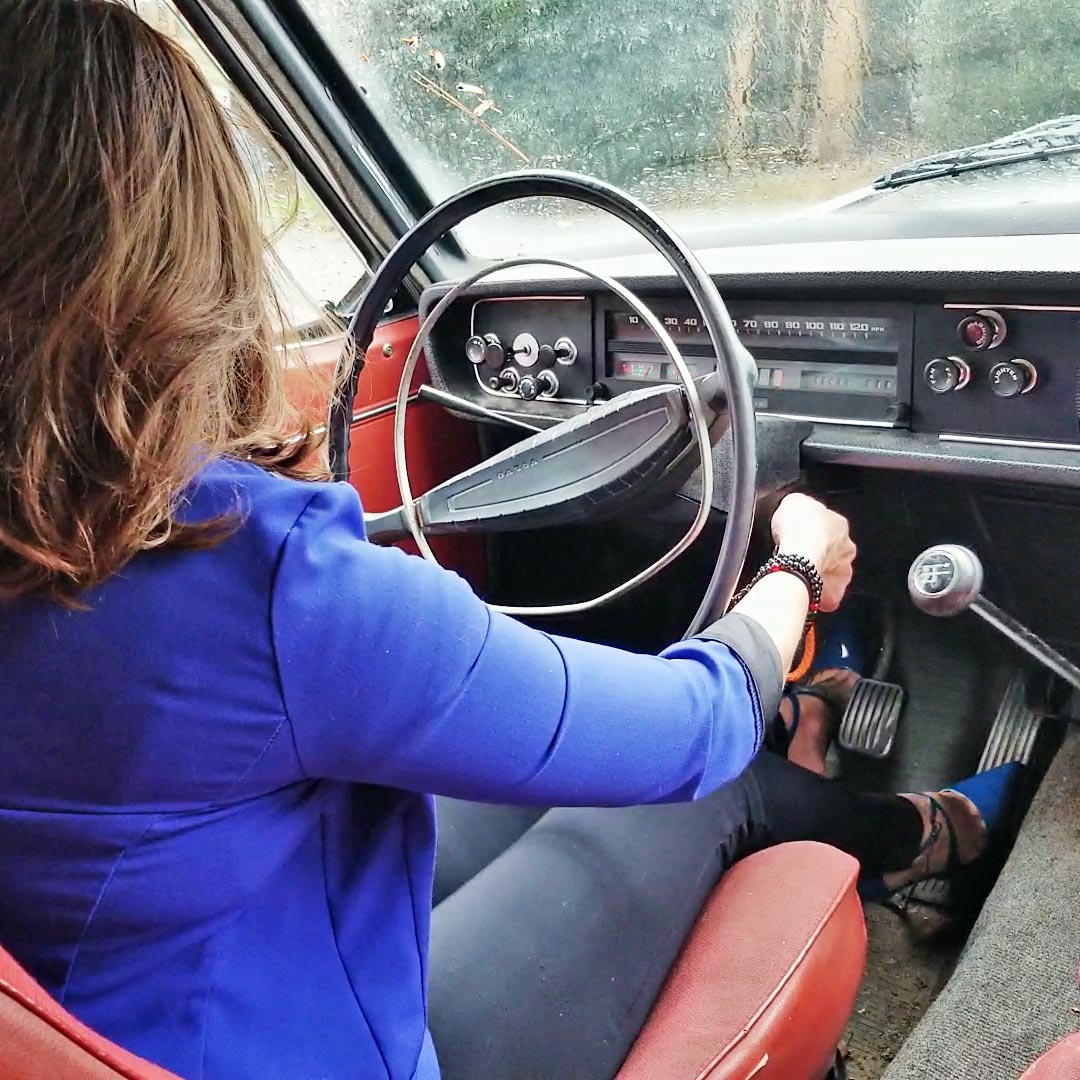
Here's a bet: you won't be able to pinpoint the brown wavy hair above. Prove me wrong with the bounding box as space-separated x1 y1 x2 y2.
0 0 326 605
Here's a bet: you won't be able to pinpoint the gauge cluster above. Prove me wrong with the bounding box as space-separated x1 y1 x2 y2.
438 289 1080 449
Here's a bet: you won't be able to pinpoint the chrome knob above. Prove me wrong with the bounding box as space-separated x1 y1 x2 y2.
466 333 505 368
908 544 984 617
518 375 540 400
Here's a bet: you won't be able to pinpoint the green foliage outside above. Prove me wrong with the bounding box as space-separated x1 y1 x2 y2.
303 0 1080 205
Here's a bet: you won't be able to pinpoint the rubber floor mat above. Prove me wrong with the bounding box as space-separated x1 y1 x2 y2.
844 901 965 1079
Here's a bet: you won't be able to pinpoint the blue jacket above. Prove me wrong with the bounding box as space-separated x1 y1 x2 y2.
0 459 777 1079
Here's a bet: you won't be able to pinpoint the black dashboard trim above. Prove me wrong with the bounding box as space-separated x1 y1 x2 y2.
802 424 1080 488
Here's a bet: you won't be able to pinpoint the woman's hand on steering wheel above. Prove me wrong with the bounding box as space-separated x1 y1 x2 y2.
771 493 857 612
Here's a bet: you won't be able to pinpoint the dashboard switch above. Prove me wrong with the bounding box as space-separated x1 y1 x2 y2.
494 367 519 393
536 370 560 397
518 375 540 400
924 356 971 393
957 309 1007 350
466 333 505 368
554 337 579 365
512 332 540 367
989 358 1037 397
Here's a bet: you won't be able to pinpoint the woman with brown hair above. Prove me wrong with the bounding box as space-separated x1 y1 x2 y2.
0 2 1014 1077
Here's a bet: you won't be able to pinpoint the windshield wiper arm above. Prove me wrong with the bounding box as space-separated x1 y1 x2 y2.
873 115 1080 190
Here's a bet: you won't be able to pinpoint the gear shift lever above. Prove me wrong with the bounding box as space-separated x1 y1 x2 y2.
908 544 1080 691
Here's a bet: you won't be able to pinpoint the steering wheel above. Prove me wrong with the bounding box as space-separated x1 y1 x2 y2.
330 171 758 637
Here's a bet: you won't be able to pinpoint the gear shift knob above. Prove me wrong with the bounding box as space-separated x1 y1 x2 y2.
908 544 985 617
907 543 1080 691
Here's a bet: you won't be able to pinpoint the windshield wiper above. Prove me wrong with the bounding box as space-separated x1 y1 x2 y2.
873 115 1080 190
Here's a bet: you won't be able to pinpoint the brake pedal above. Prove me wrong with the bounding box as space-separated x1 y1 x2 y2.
838 678 905 758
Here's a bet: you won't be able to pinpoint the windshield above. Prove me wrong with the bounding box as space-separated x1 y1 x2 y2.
298 0 1080 255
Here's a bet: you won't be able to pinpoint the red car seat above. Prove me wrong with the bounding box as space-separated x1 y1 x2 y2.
0 841 864 1080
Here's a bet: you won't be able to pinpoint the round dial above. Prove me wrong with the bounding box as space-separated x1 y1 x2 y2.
924 356 971 394
518 375 540 400
989 358 1037 398
957 309 1006 351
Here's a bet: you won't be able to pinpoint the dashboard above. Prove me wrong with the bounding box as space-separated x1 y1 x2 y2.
417 230 1080 493
460 296 1080 446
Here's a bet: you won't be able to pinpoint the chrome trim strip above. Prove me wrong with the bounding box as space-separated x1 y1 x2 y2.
942 302 1080 313
288 394 422 445
350 393 420 424
768 411 898 428
939 433 1080 451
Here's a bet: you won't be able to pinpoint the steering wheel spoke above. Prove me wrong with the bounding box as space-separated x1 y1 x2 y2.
368 381 718 544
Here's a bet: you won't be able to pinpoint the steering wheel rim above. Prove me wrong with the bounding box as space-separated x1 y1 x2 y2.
332 170 758 632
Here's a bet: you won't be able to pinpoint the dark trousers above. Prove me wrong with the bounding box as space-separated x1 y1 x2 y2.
428 749 921 1079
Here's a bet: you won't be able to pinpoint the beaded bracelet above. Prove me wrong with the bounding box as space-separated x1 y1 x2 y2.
729 549 824 651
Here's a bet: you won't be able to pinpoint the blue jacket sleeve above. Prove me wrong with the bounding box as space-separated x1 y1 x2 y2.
270 483 779 806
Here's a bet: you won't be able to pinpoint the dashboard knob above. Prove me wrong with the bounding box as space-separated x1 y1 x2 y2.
536 370 560 397
537 343 556 367
989 358 1037 398
466 333 505 368
957 309 1006 350
554 337 578 365
924 356 971 393
494 367 519 393
518 375 540 400
465 334 488 365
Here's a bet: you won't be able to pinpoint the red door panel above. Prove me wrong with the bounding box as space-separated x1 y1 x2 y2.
287 316 486 588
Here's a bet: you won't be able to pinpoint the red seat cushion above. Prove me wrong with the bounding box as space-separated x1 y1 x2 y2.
618 841 866 1080
1019 1033 1080 1080
0 841 864 1080
0 946 177 1080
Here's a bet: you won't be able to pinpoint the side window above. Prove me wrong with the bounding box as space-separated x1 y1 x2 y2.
137 0 369 331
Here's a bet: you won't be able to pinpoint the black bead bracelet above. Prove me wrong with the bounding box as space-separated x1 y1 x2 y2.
729 549 824 645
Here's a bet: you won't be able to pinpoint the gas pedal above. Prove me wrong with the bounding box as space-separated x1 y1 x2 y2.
838 678 905 758
977 672 1043 771
896 674 1040 910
